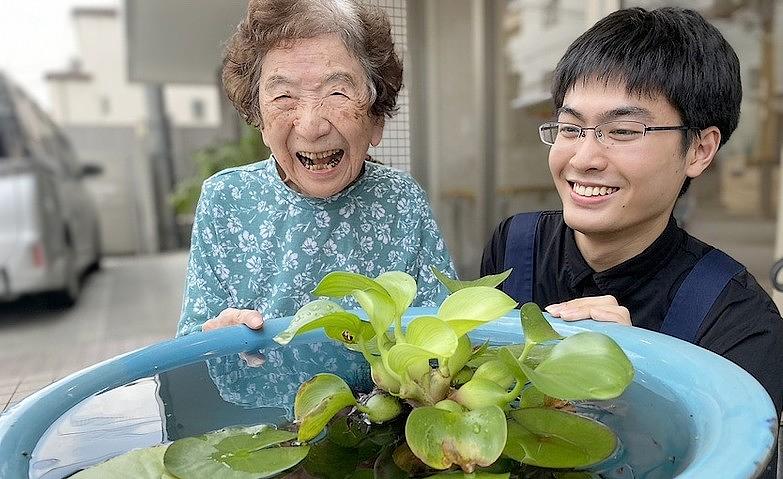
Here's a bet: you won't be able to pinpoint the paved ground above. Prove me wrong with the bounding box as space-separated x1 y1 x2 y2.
0 251 187 412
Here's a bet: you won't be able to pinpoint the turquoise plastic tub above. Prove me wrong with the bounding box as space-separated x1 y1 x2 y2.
0 308 777 478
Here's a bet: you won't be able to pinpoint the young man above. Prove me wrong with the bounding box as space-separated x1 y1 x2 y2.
482 7 782 476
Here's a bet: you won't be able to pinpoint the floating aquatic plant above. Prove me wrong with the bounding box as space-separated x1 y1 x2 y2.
274 268 634 475
75 268 634 478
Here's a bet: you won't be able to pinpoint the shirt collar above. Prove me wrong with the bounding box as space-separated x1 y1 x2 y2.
564 216 683 297
268 155 369 208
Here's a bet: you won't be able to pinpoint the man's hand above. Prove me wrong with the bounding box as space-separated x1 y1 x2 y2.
544 295 631 326
202 308 264 332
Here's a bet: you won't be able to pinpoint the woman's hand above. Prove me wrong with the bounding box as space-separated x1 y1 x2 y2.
544 295 631 326
202 308 265 332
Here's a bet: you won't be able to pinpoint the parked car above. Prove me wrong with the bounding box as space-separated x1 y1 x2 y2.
0 73 102 307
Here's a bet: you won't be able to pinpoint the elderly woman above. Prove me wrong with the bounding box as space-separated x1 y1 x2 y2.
176 0 454 339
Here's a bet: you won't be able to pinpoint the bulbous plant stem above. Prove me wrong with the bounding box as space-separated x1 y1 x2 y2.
394 316 405 343
504 379 525 405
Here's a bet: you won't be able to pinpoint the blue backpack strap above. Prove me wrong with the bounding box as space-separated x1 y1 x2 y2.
502 212 543 304
660 248 745 343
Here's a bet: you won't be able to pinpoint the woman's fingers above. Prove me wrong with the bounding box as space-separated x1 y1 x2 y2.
202 308 265 332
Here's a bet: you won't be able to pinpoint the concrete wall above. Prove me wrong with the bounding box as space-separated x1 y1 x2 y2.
415 0 621 277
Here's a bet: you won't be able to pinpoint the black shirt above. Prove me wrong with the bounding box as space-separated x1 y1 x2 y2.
482 211 783 417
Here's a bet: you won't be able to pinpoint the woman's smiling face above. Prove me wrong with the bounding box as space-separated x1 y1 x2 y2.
258 33 384 198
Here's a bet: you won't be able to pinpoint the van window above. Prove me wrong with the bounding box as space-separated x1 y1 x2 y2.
0 115 23 159
0 81 13 159
12 86 66 175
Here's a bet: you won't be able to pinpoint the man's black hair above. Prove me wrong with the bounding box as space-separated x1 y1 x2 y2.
550 7 742 195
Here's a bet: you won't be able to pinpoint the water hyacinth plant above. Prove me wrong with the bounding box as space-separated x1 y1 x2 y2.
273 268 635 476
75 269 634 479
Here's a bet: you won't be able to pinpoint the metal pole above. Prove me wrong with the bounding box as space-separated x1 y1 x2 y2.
473 0 497 242
406 0 431 193
145 84 180 251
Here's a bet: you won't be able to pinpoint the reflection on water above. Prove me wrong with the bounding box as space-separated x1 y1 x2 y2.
29 341 690 479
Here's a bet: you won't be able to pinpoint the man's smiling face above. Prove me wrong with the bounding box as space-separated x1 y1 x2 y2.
548 79 697 246
258 33 384 198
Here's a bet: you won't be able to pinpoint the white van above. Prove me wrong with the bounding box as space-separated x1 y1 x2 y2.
0 73 101 307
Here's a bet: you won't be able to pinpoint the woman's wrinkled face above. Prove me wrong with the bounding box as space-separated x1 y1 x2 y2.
258 33 384 198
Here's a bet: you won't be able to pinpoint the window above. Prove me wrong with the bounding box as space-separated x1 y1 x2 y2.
100 96 111 116
191 99 205 121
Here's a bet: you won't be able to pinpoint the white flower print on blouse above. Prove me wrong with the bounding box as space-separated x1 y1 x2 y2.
178 158 456 407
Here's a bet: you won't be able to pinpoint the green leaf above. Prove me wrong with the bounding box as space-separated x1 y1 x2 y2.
274 299 345 345
472 359 515 389
311 272 398 337
353 289 398 338
447 320 489 339
438 287 517 322
213 429 296 453
465 342 496 368
162 426 307 479
274 304 374 347
451 367 474 386
442 335 474 377
520 332 634 401
216 447 310 474
405 316 458 357
431 267 513 293
519 302 563 346
386 343 435 380
294 373 357 441
319 315 376 346
434 399 466 413
504 408 617 468
71 445 172 478
375 271 417 316
496 347 527 385
519 385 547 408
313 272 387 297
405 405 507 472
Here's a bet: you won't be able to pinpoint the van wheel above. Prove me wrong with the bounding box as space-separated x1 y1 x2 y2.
49 253 81 308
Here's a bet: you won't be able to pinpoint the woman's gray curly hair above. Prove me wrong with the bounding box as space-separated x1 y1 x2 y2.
222 0 403 129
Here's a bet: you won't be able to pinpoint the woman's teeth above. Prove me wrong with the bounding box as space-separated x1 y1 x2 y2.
296 149 343 171
573 182 617 197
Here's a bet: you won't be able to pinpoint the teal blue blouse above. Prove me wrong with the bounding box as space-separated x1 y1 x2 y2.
177 157 455 336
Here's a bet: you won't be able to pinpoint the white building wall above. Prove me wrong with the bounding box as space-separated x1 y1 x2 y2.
71 12 147 126
45 7 224 255
164 85 221 128
50 9 220 130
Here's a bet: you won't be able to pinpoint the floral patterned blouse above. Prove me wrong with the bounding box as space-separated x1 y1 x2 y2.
177 157 455 336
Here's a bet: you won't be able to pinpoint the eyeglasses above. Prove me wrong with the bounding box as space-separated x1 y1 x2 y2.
538 121 700 147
